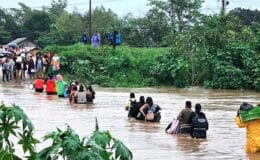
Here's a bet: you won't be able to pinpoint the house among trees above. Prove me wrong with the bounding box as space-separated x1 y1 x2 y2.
6 37 41 55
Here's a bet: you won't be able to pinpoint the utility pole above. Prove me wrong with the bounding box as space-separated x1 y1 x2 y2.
221 0 229 15
89 0 92 40
170 0 175 33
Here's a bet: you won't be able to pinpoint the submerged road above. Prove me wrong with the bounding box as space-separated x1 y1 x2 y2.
0 82 260 160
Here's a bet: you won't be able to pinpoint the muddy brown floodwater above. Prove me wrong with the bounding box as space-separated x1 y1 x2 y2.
0 82 260 160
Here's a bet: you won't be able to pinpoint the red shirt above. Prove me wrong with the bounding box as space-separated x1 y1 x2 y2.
46 79 56 93
35 78 44 89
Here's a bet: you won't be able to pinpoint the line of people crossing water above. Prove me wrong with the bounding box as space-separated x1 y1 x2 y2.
33 74 95 105
125 92 260 154
2 50 259 155
125 93 208 138
125 93 162 122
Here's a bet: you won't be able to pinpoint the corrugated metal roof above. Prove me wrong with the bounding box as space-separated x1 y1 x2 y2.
7 37 27 46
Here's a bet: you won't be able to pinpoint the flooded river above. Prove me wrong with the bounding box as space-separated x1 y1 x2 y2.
0 82 259 160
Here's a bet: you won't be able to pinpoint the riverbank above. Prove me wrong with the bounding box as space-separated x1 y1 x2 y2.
46 44 167 87
45 44 259 90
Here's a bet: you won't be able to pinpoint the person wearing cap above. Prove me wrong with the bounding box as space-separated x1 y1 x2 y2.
235 103 260 153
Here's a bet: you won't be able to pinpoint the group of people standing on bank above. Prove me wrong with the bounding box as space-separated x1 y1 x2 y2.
81 31 121 49
28 51 60 80
1 46 60 83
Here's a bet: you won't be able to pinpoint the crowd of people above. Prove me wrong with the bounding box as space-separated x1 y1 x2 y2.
0 45 60 83
1 44 259 154
34 74 95 104
0 45 96 105
125 93 209 139
124 94 209 139
125 96 259 154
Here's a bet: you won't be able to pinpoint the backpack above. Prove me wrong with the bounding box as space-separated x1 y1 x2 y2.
191 114 208 138
128 100 139 118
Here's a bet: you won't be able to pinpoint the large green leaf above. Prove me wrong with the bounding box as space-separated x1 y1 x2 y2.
89 131 111 149
112 139 133 160
63 134 81 151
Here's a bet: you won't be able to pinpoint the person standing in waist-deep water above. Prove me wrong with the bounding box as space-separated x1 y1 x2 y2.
128 95 145 118
139 97 161 121
188 103 208 139
56 74 67 97
45 75 57 95
77 85 87 104
34 76 44 92
235 103 260 154
86 85 95 102
125 92 136 111
177 101 193 134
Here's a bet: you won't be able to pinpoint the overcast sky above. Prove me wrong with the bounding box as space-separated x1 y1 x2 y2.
1 0 260 17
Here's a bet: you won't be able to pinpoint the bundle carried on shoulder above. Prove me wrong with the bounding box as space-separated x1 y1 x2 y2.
239 103 260 122
166 118 180 134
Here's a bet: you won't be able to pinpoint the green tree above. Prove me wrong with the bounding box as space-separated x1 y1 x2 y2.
23 10 51 40
0 8 19 42
148 0 203 32
38 12 84 46
229 8 260 26
0 25 11 44
49 0 68 21
83 5 119 44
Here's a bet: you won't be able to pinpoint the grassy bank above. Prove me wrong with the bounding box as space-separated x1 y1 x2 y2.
45 43 259 90
46 44 169 87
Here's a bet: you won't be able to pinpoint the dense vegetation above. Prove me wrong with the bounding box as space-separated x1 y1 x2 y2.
0 104 133 160
0 0 259 90
46 34 259 90
46 44 166 87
